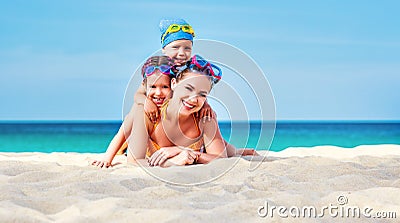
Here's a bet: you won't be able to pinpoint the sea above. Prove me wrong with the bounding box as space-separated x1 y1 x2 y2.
0 121 399 153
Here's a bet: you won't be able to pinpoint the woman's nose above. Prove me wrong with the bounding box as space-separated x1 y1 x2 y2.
188 95 198 103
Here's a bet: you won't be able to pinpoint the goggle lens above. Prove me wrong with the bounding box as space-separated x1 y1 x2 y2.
183 55 223 84
143 65 174 78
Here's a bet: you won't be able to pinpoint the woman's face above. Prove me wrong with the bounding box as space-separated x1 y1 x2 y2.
171 72 212 116
162 39 192 66
145 71 172 107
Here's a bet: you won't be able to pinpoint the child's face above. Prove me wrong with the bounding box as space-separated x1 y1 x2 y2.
145 71 172 107
162 39 192 66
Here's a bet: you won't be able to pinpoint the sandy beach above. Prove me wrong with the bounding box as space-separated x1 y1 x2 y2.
1 144 399 222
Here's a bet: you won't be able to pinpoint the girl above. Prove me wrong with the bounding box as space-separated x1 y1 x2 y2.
92 56 176 167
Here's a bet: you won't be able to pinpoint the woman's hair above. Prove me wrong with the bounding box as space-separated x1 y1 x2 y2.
141 56 176 82
175 66 215 88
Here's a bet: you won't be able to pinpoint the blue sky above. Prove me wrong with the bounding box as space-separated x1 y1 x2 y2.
1 0 399 120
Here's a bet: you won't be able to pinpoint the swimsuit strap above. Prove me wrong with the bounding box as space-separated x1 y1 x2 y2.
160 99 169 121
149 100 170 135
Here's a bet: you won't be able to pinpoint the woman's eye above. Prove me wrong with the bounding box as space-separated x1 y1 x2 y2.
163 85 170 88
150 85 156 88
185 86 193 91
200 94 207 97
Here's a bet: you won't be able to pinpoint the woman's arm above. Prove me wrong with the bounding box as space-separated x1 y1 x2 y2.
160 149 197 167
153 117 228 166
148 146 183 166
197 116 228 164
148 146 202 167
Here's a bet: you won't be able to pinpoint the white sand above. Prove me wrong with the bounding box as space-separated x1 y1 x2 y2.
1 144 399 222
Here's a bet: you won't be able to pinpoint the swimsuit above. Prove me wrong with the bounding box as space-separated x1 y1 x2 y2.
146 100 205 157
116 100 205 157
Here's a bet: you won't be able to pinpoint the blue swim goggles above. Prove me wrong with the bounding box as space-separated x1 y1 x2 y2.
143 65 175 79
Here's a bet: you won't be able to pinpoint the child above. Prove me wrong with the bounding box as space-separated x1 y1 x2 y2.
135 18 206 123
92 56 176 168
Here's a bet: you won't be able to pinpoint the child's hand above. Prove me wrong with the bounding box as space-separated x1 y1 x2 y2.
196 100 215 122
91 159 112 168
144 98 159 123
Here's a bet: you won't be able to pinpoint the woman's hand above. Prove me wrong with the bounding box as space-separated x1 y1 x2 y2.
144 98 159 123
160 149 198 167
148 147 182 166
91 159 112 168
236 148 260 156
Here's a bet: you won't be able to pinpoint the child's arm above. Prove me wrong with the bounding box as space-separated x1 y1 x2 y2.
133 84 147 105
91 108 135 168
91 125 126 168
127 103 151 161
196 100 215 121
134 84 159 123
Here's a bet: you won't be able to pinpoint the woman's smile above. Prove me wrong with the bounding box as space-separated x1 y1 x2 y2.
182 100 196 110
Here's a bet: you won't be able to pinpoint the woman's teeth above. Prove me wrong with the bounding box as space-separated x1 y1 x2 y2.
183 100 194 109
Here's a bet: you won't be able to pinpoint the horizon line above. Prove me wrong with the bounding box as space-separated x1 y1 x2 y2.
1 119 399 123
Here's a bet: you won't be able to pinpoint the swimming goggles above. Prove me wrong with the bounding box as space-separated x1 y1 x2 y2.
161 24 195 44
143 65 175 78
186 55 222 84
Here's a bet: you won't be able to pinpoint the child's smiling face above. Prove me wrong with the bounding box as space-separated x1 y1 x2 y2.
162 39 192 66
145 71 172 107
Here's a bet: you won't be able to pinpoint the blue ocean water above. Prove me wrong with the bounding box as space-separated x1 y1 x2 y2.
0 121 399 153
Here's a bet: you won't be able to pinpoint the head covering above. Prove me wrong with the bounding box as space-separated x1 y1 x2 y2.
159 18 195 48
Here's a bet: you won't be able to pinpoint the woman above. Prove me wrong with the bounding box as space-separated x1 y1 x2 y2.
128 55 230 167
